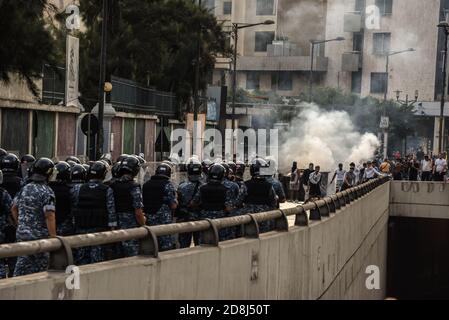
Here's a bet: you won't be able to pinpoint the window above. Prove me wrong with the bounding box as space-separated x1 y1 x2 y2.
278 72 292 91
355 0 366 12
246 72 260 90
255 31 275 52
223 1 232 15
351 71 362 94
256 0 275 16
353 32 364 52
203 0 215 11
375 0 393 15
373 33 390 55
370 73 388 94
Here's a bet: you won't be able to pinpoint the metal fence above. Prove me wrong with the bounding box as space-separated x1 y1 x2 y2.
111 76 177 116
0 177 390 271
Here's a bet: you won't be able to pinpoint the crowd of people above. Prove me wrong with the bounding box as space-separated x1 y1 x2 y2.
0 149 287 279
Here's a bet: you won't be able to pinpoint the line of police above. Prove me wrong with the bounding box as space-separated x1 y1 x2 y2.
0 149 286 278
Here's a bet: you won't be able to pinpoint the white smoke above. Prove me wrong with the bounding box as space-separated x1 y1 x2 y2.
279 103 380 172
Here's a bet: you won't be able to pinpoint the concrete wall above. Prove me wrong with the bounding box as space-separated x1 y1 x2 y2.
390 181 449 219
0 182 390 300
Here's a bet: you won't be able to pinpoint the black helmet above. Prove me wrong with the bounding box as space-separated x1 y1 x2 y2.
0 154 19 173
0 148 8 160
202 159 213 175
66 160 77 168
235 160 246 177
155 163 172 178
208 164 225 182
134 155 146 165
65 156 81 164
82 164 90 173
111 162 122 178
21 154 36 164
221 162 230 176
116 154 129 164
88 161 107 180
250 158 269 177
100 154 112 166
187 157 202 177
119 155 141 177
31 158 55 181
54 161 71 182
70 164 87 183
227 161 237 175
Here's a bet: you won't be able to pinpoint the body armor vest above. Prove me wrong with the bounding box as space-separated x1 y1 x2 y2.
142 176 170 215
74 183 109 229
245 178 272 205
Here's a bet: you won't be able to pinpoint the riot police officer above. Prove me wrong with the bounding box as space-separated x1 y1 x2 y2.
71 161 117 265
110 156 146 257
19 154 35 182
192 164 234 242
200 159 213 184
0 170 13 279
242 158 277 233
0 154 22 198
177 157 203 248
65 156 81 164
12 158 56 276
69 164 87 186
142 163 178 251
49 162 73 236
264 158 286 206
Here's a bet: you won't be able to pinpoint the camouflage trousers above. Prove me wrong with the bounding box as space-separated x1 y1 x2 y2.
177 216 200 249
0 259 7 279
13 253 49 277
57 219 74 237
74 245 105 266
121 240 139 257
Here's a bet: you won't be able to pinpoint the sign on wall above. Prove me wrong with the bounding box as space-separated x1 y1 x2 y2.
66 35 80 107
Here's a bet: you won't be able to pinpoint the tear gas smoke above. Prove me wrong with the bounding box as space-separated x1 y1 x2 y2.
279 103 380 172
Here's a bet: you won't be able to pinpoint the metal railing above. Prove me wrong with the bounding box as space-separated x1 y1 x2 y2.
111 76 177 116
0 177 390 271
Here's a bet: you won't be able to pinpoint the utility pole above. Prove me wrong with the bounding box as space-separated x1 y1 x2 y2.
438 22 449 155
96 0 109 160
192 0 202 157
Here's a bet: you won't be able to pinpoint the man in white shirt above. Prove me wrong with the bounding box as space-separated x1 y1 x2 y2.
433 154 447 182
330 163 346 193
420 155 433 181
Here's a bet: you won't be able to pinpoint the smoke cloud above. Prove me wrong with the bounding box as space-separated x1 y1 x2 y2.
279 103 380 172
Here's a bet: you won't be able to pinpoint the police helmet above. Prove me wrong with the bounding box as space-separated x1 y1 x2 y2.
100 154 112 166
187 157 202 177
82 164 90 173
0 148 7 160
155 163 172 178
227 161 237 175
208 164 225 182
135 155 146 165
119 155 141 177
235 160 246 177
21 154 36 164
221 162 230 176
54 161 71 182
31 158 55 181
0 154 20 173
66 160 77 168
116 154 129 164
111 162 122 179
65 156 81 164
250 158 269 177
70 164 87 183
88 161 107 181
201 159 213 175
0 170 3 185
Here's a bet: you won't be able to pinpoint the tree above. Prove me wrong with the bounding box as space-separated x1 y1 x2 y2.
76 0 231 109
0 0 60 96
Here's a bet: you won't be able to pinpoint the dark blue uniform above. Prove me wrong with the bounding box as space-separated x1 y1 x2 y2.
177 179 203 248
0 188 12 279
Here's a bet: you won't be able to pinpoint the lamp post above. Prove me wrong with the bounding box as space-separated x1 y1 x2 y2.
437 21 449 155
381 48 415 158
308 37 345 102
395 90 419 155
230 20 275 158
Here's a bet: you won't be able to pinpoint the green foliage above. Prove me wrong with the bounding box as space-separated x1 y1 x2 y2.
0 0 60 97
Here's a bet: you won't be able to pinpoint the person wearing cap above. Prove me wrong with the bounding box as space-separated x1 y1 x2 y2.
142 163 178 251
11 158 56 276
176 157 203 248
0 170 13 279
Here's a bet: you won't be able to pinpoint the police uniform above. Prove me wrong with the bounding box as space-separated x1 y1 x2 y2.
176 179 202 248
71 180 117 265
242 177 277 233
266 176 286 204
143 175 178 251
13 182 56 277
110 175 143 257
0 188 12 279
192 181 234 242
49 181 74 236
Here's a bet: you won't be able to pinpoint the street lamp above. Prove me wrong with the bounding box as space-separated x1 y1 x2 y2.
381 48 415 159
308 37 345 102
395 90 419 107
437 21 449 155
230 19 275 158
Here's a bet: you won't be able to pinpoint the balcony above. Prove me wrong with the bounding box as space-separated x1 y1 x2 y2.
111 76 177 117
236 55 328 72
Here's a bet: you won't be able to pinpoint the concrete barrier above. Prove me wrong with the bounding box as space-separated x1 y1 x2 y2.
390 181 449 219
0 182 390 300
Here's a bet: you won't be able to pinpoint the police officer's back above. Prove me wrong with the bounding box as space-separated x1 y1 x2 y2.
110 156 146 257
0 170 13 279
71 161 117 265
177 157 203 248
12 158 57 277
142 163 178 251
49 161 73 236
